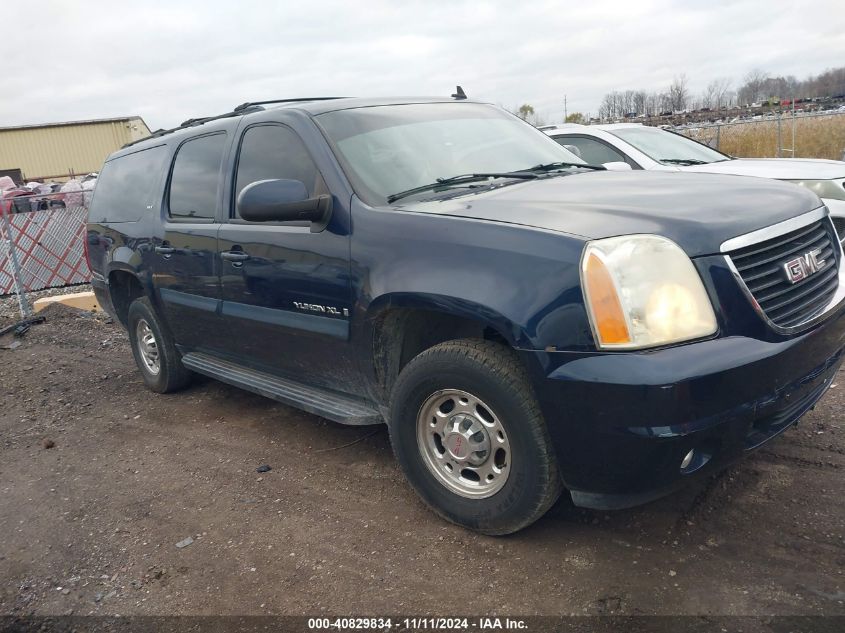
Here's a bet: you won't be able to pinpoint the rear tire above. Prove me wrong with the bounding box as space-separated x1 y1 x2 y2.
127 296 192 393
388 339 562 535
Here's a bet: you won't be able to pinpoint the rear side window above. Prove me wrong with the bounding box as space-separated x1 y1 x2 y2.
168 133 227 221
233 125 326 218
88 145 167 223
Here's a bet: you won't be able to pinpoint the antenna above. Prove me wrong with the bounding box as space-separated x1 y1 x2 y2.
451 86 467 100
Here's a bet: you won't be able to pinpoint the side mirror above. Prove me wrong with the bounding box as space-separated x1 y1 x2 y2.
237 179 332 231
602 161 633 171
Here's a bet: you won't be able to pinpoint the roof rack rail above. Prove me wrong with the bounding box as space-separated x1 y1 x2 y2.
179 116 213 127
121 98 349 149
232 97 348 112
121 105 265 149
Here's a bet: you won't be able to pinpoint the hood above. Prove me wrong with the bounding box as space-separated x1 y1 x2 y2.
400 171 823 257
682 157 845 180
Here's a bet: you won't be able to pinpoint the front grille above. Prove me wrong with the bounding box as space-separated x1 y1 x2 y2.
832 216 845 242
727 219 840 329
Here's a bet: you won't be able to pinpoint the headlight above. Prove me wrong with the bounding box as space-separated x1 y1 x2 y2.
786 179 845 202
581 235 718 349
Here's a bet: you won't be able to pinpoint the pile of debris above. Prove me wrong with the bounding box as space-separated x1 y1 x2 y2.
0 173 97 213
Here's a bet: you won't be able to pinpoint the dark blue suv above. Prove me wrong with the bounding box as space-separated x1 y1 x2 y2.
86 96 845 534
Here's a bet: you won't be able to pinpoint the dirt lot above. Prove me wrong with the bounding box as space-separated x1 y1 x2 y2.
0 304 843 617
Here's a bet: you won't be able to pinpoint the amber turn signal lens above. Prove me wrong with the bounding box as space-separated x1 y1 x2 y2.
584 253 631 345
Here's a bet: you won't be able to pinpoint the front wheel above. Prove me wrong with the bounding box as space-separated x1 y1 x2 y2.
388 339 562 535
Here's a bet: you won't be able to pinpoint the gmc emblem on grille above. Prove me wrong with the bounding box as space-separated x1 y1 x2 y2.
783 248 827 284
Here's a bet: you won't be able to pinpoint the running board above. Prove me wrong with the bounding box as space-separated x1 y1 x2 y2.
181 352 383 426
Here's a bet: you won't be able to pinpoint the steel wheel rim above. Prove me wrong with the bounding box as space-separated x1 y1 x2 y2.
135 319 160 375
416 389 511 499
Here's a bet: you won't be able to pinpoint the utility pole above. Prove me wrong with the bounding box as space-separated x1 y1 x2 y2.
564 95 568 121
791 94 796 156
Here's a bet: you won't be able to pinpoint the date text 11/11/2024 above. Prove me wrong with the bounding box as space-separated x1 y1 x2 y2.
306 617 528 630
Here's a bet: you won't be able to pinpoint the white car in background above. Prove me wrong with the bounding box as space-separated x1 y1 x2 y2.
541 123 845 241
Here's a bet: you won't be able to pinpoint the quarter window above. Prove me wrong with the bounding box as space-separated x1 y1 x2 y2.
169 133 227 220
234 125 326 218
88 145 167 223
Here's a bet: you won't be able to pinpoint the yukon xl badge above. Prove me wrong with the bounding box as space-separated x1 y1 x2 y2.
293 301 349 317
783 248 827 284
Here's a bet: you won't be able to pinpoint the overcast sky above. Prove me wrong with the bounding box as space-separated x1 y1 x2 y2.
3 0 844 130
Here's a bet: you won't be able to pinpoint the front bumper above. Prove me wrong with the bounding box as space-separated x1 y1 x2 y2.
522 300 845 510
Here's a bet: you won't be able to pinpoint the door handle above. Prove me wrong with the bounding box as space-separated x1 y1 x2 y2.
155 245 175 255
221 250 250 262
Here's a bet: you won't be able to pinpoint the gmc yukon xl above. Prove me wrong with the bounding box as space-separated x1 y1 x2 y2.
86 96 845 534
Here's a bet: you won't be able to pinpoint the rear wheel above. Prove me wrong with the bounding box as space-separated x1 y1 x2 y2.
388 339 562 535
127 296 191 393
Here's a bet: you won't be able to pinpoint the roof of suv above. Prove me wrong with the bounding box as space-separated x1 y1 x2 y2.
272 96 469 115
119 96 482 152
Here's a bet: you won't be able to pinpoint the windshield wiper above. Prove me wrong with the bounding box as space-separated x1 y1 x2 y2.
526 161 606 172
660 158 708 165
386 172 537 204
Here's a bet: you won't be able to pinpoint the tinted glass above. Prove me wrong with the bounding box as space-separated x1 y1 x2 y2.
608 127 729 164
234 125 325 216
317 103 584 206
88 145 167 223
553 136 626 165
169 133 227 220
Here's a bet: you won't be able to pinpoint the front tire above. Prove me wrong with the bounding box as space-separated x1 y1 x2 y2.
127 296 192 393
388 339 562 535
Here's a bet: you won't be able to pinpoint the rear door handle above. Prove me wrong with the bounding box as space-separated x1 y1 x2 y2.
221 250 250 262
155 245 175 255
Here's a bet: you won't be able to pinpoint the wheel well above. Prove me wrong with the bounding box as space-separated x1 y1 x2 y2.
372 308 510 400
108 271 145 327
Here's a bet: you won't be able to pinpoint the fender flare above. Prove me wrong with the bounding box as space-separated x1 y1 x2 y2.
361 292 530 349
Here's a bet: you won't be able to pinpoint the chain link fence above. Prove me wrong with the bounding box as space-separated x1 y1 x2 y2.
1 192 91 318
672 111 845 160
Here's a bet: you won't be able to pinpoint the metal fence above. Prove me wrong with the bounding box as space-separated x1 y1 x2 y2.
1 192 91 317
672 111 845 160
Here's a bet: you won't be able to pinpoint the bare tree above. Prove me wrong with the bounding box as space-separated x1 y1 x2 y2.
667 74 690 112
784 75 800 99
659 91 674 113
713 77 733 109
702 81 718 109
595 65 844 117
621 90 636 116
703 77 733 109
739 68 768 105
645 91 662 116
633 90 647 116
809 67 845 97
598 92 621 121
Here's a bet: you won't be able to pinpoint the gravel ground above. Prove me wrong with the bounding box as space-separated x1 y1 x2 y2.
0 304 843 617
0 284 91 322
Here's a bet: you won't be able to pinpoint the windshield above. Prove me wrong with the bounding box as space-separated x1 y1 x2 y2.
608 127 730 165
316 103 585 205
